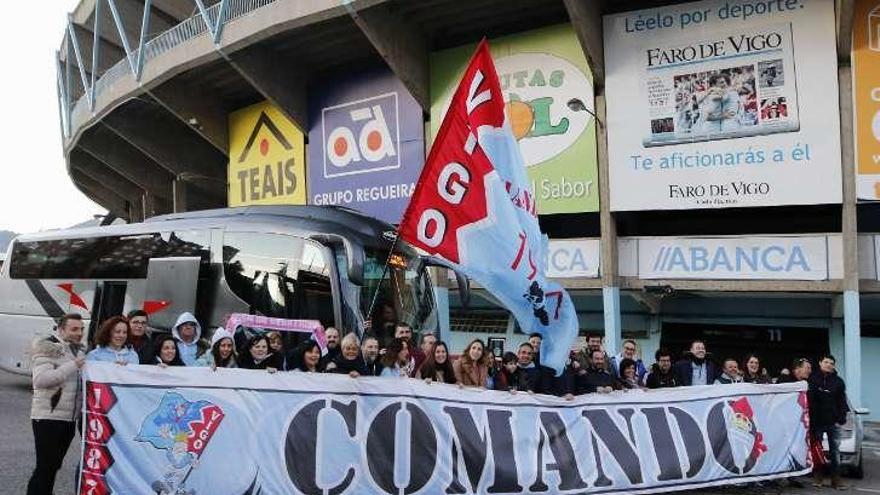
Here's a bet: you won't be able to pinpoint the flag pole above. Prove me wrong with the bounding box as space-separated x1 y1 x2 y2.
364 226 402 332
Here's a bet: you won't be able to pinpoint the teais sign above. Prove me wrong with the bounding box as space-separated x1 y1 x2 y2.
228 101 306 206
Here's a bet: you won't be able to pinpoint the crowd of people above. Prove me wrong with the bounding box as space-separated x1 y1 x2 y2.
27 312 853 494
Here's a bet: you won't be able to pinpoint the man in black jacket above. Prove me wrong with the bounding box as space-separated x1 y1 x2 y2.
646 348 678 389
127 309 156 364
673 340 719 386
808 354 849 489
360 335 383 376
574 349 616 394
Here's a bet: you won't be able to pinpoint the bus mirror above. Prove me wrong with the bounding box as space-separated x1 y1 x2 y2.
452 270 470 308
144 257 200 330
309 234 364 286
422 256 470 308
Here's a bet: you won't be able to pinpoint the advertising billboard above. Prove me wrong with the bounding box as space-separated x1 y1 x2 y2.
853 0 880 200
604 0 841 211
431 24 600 214
228 101 307 206
636 236 830 281
307 67 424 224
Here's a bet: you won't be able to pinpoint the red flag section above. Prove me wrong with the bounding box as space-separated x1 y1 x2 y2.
142 300 171 315
57 283 89 310
186 404 225 458
399 40 505 264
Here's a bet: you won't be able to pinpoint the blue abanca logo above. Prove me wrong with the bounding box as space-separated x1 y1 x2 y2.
652 245 812 274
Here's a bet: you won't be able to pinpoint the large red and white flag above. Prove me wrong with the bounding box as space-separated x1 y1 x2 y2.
399 40 577 374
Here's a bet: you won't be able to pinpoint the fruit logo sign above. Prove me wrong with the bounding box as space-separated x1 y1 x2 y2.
308 67 425 223
228 101 306 206
431 24 600 214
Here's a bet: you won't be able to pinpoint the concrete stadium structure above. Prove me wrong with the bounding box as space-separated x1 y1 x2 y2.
54 0 880 420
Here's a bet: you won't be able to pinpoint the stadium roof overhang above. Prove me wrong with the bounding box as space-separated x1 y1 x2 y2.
56 0 856 220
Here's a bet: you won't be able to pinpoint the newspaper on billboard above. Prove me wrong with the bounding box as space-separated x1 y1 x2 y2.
643 24 799 147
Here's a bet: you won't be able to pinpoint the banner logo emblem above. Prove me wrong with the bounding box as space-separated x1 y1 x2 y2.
135 392 225 494
322 92 400 178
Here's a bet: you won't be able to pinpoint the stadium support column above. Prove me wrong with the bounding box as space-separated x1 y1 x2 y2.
839 66 861 406
224 46 309 133
128 197 144 223
346 3 429 112
173 177 188 213
563 0 605 89
597 92 620 357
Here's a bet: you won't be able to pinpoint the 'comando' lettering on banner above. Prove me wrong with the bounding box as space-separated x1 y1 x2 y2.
80 364 811 495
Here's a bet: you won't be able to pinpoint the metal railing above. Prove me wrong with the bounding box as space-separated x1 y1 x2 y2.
59 0 279 139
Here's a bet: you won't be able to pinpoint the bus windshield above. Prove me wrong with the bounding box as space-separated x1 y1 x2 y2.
357 248 438 345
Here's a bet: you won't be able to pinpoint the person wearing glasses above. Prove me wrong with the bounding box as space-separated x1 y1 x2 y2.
126 309 155 365
609 339 647 385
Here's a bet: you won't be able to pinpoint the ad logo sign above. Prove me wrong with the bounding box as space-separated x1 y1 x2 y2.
323 93 400 178
307 67 425 224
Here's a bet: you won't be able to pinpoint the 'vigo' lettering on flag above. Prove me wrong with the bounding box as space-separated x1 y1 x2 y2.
399 40 578 374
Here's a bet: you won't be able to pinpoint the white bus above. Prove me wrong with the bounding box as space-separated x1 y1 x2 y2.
0 205 457 374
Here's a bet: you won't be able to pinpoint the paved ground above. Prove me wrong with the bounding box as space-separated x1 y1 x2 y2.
0 370 79 494
1 369 877 494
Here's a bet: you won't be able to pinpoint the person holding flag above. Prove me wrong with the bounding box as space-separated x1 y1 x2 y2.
399 40 578 375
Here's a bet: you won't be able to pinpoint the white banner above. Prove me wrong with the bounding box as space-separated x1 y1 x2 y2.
79 363 810 495
547 239 601 278
604 0 841 211
638 236 829 280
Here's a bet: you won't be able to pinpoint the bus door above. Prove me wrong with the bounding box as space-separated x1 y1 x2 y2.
142 257 201 331
88 281 127 345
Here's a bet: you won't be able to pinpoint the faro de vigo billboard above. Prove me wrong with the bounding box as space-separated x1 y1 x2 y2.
604 0 842 211
307 67 425 224
853 0 880 200
227 101 307 206
431 24 600 215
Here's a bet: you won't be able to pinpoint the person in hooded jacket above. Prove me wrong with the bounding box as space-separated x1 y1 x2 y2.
325 333 368 377
208 327 238 369
27 314 86 495
171 312 209 367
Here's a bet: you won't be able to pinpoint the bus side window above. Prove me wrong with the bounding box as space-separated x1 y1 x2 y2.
222 233 334 328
